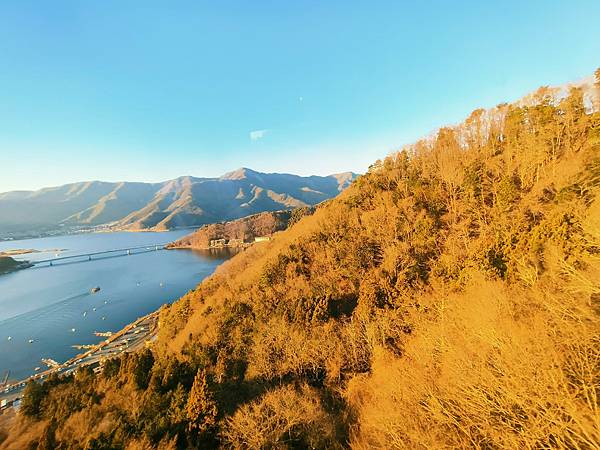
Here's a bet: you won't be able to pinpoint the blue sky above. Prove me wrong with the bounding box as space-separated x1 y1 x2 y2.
1 1 599 192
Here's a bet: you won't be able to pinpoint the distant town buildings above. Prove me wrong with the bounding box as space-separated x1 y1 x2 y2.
208 236 271 248
209 238 227 248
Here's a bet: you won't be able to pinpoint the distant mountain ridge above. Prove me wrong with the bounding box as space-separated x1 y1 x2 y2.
0 169 358 236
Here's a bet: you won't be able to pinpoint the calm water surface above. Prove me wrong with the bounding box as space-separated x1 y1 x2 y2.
0 231 232 381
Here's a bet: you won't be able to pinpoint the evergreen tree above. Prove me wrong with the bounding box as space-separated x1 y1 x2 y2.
20 381 47 418
132 349 155 389
186 369 218 434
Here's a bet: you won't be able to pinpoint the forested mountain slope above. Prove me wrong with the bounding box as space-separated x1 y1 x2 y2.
0 169 356 237
166 208 314 250
2 72 599 449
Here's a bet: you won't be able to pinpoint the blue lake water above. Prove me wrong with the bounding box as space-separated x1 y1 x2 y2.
0 231 232 381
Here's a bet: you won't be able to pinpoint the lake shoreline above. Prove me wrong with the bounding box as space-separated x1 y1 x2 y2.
0 230 230 381
0 257 32 275
0 225 200 244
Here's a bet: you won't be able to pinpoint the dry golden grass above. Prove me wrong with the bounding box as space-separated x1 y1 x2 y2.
0 413 47 450
346 269 599 449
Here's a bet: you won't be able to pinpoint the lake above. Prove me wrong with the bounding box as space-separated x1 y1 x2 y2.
0 231 233 381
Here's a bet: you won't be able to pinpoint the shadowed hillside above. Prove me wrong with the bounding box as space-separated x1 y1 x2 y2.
2 72 599 449
0 169 357 237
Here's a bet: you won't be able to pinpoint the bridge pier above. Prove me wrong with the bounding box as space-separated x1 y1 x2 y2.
88 255 92 261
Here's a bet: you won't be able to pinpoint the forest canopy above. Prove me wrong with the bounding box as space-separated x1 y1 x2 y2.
2 73 599 449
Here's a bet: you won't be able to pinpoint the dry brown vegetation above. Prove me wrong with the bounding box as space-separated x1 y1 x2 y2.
167 209 313 250
2 74 599 449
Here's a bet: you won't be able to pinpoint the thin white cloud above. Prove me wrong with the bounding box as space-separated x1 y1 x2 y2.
249 129 269 141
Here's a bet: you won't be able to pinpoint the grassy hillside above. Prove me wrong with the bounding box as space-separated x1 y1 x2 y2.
2 74 599 449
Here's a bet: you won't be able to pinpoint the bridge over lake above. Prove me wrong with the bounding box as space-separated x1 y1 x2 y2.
31 244 169 267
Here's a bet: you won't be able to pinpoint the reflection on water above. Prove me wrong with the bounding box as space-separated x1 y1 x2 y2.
0 231 233 381
189 247 241 261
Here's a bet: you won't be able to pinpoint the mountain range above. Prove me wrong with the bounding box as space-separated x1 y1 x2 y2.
0 168 357 237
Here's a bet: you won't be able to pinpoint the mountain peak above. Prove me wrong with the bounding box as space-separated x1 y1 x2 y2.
219 167 260 180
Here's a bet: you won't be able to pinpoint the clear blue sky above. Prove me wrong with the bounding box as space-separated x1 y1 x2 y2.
1 1 599 192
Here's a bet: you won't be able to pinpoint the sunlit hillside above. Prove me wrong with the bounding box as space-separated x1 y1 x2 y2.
166 208 314 250
1 72 599 449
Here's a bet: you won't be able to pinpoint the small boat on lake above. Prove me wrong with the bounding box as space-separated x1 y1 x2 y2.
90 287 101 294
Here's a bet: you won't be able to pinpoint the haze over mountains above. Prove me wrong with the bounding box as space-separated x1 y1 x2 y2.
0 168 357 237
